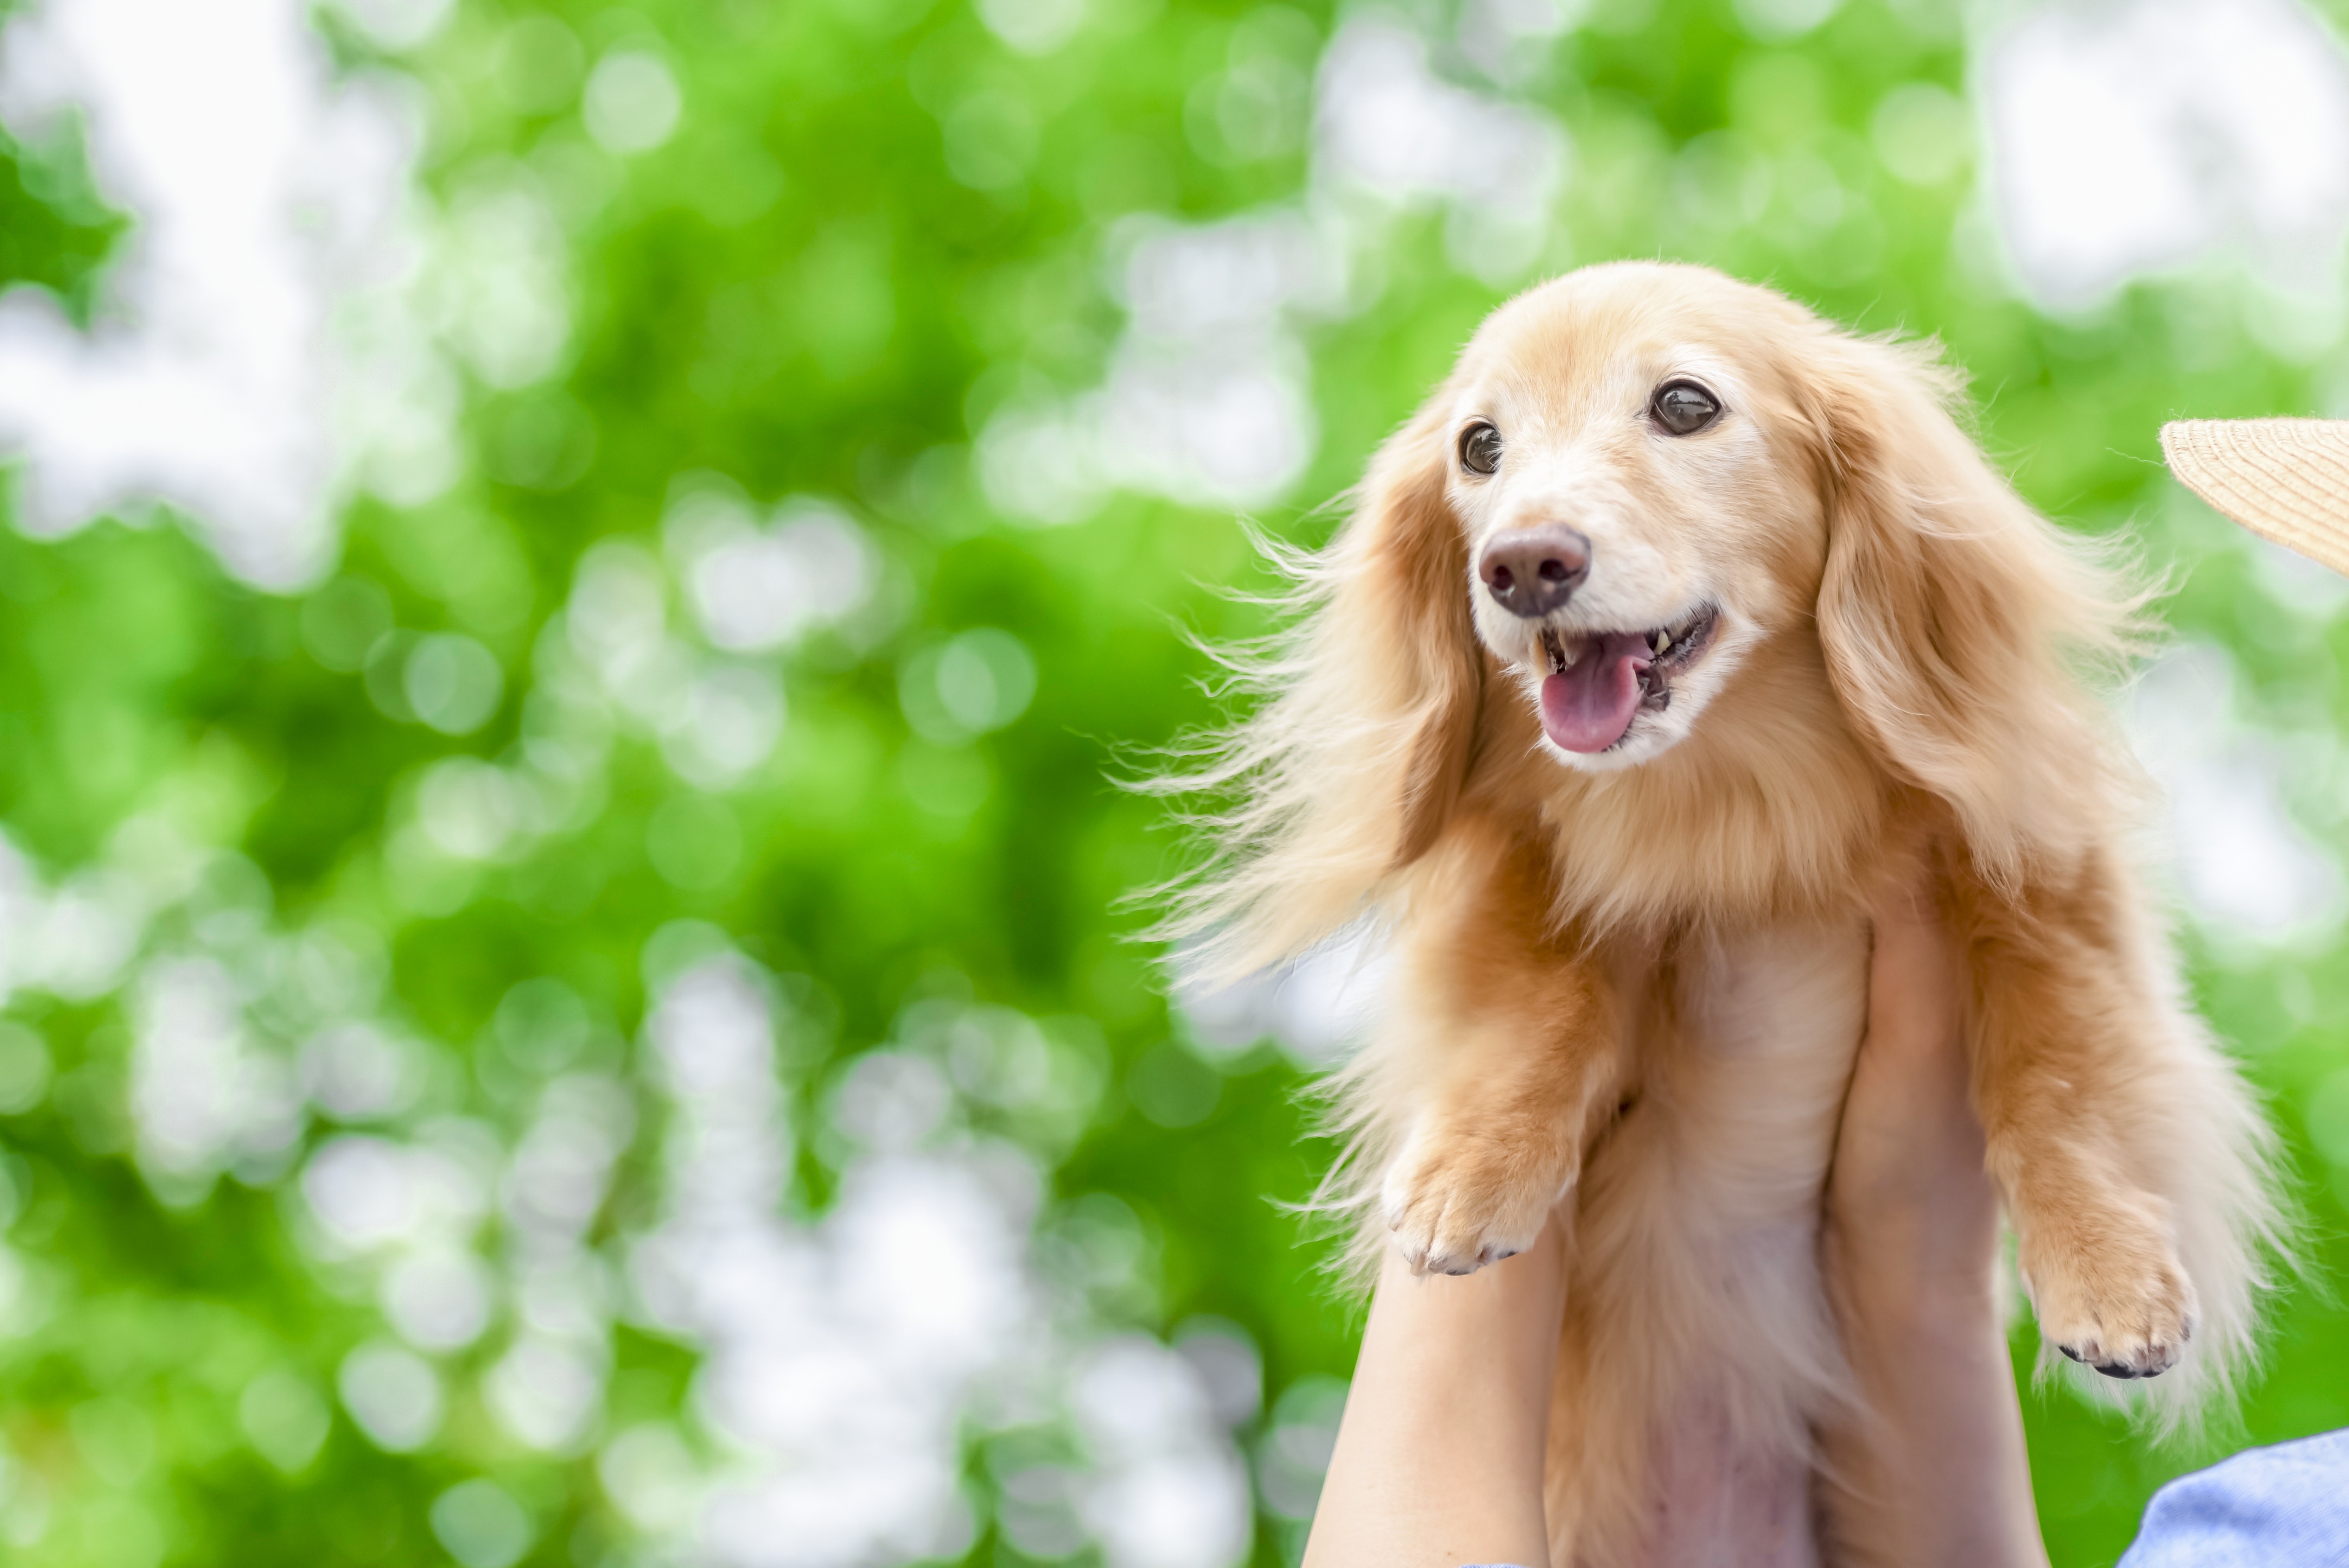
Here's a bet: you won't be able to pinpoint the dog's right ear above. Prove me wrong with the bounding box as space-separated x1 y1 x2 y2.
1332 402 1487 868
1158 397 1485 977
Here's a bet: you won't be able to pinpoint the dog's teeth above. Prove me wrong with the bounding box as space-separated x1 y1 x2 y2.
1652 629 1670 655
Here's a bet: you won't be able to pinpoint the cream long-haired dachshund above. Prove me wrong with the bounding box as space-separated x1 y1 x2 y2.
1164 263 2283 1564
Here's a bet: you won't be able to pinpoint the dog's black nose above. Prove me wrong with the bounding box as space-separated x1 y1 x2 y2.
1478 525 1591 618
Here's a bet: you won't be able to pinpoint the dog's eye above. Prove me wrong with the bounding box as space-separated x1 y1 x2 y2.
1458 421 1502 475
1650 380 1723 436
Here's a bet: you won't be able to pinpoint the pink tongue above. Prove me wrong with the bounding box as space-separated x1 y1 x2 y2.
1541 633 1651 754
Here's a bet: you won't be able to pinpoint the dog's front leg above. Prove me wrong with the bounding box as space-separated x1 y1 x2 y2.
1369 810 1624 1277
1958 845 2198 1380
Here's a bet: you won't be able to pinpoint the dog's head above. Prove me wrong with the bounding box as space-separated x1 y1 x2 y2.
1357 264 2132 854
1166 262 2135 969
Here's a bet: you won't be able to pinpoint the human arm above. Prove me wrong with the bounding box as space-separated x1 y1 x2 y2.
1301 1224 1566 1568
1818 866 2050 1568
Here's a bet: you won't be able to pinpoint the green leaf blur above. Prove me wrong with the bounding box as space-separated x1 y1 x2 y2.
0 2 2343 1567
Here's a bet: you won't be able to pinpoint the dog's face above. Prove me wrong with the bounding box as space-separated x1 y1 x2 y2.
1440 271 1825 771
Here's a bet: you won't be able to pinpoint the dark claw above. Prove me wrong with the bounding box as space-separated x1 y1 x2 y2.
2094 1361 2142 1380
2058 1344 2088 1364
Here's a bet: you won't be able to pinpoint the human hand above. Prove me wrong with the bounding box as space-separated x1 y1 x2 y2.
1827 853 2002 1302
1818 853 2049 1568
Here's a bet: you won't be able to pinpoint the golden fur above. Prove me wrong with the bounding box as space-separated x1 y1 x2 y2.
1161 263 2284 1565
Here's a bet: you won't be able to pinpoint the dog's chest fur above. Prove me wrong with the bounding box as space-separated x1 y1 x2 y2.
1569 914 1869 1567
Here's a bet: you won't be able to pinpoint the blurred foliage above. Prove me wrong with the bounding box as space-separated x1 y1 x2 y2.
0 1 2344 1567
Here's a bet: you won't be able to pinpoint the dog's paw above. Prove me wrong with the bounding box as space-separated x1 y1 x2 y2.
2020 1214 2198 1381
1380 1123 1565 1277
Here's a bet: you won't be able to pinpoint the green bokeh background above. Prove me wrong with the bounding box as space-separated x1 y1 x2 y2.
1 1 2348 1565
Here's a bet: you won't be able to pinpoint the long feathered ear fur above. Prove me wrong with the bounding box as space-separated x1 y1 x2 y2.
1809 332 2292 1435
1150 399 1484 982
1804 332 2148 881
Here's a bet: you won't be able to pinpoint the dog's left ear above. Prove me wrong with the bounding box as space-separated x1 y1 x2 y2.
1806 333 2134 879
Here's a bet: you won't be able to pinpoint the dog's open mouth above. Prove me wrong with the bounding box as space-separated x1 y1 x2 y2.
1536 604 1719 754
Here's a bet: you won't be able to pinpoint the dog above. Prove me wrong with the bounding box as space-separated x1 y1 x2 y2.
1161 263 2283 1564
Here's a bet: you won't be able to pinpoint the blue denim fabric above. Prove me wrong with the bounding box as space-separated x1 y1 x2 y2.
2117 1429 2349 1568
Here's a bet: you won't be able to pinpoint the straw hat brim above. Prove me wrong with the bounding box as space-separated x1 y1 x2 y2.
2161 418 2349 577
